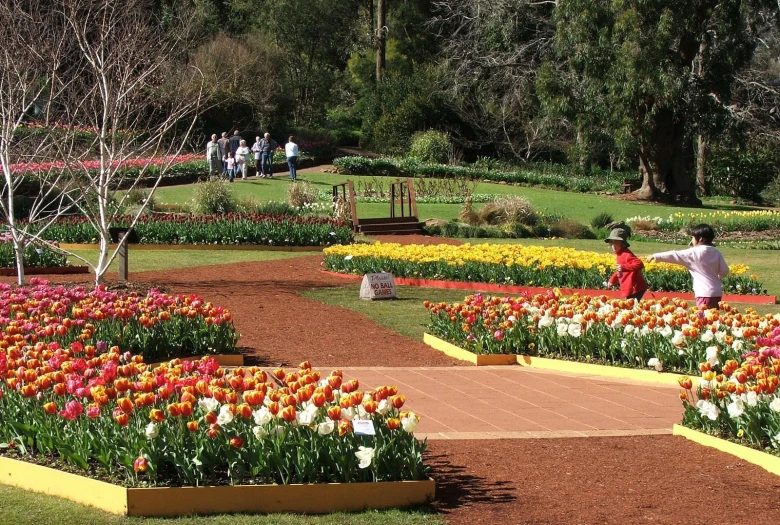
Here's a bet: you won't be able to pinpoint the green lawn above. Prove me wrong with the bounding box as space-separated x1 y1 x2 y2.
151 169 763 224
66 249 308 274
0 486 440 525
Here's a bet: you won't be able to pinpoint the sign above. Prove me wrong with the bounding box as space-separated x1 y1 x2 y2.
359 272 397 301
353 419 376 436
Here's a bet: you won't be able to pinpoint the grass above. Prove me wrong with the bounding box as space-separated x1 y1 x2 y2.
66 249 309 274
0 486 441 525
150 169 767 225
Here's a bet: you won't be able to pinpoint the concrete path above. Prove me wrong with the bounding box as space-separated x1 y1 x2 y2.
343 366 683 440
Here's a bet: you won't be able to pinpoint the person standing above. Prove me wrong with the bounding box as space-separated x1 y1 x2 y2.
236 140 251 180
206 134 221 177
252 136 263 177
647 223 729 310
229 130 242 157
285 135 299 181
217 132 230 175
259 132 278 178
224 152 236 182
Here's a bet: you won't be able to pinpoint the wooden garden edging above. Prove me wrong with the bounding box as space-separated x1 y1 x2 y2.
672 424 780 477
320 271 777 305
59 243 326 252
423 333 684 385
146 354 244 369
0 266 89 276
0 456 435 517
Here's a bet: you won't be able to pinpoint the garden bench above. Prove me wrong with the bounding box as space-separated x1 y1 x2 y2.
622 178 642 193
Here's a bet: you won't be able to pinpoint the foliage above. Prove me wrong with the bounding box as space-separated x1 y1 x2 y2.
422 221 515 240
37 213 353 247
287 182 318 208
625 210 780 234
0 235 67 269
192 178 239 214
408 131 452 164
323 242 761 294
706 146 779 203
476 196 538 227
0 345 426 486
590 212 615 230
252 201 300 217
549 219 596 240
333 156 627 193
425 293 772 375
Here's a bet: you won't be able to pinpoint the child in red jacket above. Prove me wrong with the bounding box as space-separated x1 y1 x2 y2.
604 227 647 301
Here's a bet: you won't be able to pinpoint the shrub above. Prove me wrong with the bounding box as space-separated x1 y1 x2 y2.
457 198 480 226
287 181 318 208
408 130 451 164
252 200 300 216
590 212 614 230
549 219 596 239
476 196 538 226
707 147 779 202
627 219 659 231
191 178 238 214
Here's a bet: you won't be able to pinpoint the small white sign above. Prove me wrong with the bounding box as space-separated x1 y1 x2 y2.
359 272 397 301
353 419 376 436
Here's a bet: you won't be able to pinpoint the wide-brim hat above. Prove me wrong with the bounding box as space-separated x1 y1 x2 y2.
604 227 630 247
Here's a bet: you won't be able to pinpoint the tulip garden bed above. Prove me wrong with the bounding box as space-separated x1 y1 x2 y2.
34 212 354 247
0 354 432 516
323 242 765 296
425 292 780 376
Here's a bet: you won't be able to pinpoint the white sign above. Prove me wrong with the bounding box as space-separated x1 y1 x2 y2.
353 419 376 436
359 272 397 300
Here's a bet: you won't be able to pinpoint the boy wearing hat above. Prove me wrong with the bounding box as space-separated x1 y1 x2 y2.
605 226 647 301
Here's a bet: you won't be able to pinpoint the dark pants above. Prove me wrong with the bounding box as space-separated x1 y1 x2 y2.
261 152 273 177
287 156 298 180
628 290 646 301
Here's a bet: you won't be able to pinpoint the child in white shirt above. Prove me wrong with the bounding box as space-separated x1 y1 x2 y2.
647 223 729 309
224 152 236 182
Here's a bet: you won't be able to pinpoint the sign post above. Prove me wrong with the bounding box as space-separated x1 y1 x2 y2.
359 272 397 300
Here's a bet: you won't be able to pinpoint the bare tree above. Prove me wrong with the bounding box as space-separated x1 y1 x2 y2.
55 0 204 283
431 0 558 159
0 0 80 285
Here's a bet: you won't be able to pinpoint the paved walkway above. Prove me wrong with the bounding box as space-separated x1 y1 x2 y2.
343 366 682 440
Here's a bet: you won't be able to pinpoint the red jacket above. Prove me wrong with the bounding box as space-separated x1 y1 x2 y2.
608 248 648 298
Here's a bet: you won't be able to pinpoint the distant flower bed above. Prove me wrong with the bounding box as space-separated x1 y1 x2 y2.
323 242 762 295
37 213 354 246
0 233 67 269
626 210 780 234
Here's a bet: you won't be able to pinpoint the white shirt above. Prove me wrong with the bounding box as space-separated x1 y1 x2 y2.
285 142 299 157
252 141 262 159
651 245 729 297
235 146 250 163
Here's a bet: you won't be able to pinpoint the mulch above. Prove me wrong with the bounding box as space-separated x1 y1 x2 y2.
4 250 780 523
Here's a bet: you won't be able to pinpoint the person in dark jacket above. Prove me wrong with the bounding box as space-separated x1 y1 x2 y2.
258 132 278 178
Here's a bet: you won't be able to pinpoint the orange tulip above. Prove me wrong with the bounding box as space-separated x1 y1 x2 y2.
327 406 342 421
117 397 134 414
338 418 352 436
387 418 401 430
149 408 166 423
281 405 297 422
43 402 57 415
186 421 199 432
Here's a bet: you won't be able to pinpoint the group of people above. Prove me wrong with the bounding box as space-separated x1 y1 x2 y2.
206 131 300 182
604 223 729 310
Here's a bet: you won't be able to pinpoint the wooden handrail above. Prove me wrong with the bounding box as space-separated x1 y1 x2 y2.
389 178 418 219
332 181 359 230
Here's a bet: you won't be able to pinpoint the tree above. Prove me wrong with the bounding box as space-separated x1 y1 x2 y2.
554 0 769 203
58 0 203 283
0 0 79 285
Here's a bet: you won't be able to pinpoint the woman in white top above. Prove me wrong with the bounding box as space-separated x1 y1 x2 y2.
285 136 299 181
235 140 251 180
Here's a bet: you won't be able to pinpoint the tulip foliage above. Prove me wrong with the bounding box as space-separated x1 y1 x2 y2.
678 326 780 455
0 351 427 486
426 292 780 375
0 279 238 362
324 242 761 295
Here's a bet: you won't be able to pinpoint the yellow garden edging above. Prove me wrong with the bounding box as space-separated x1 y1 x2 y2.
515 355 683 386
422 333 517 366
59 243 324 252
672 424 780 476
423 333 683 384
147 353 244 369
0 456 435 517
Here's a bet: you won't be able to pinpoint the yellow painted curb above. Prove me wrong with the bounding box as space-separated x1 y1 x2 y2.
59 243 325 252
0 457 127 515
516 355 684 386
147 354 244 369
0 456 435 517
423 333 516 366
672 424 780 476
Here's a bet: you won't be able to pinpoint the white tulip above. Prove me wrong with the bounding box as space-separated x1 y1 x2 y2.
216 404 234 426
769 398 780 413
355 446 375 469
317 421 335 436
253 425 267 439
145 422 159 440
198 397 219 413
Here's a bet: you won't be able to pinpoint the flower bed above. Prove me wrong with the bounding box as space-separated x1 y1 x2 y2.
0 236 68 269
627 210 780 234
36 213 353 246
677 325 780 457
0 352 427 488
425 292 780 375
324 242 762 295
0 279 238 361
